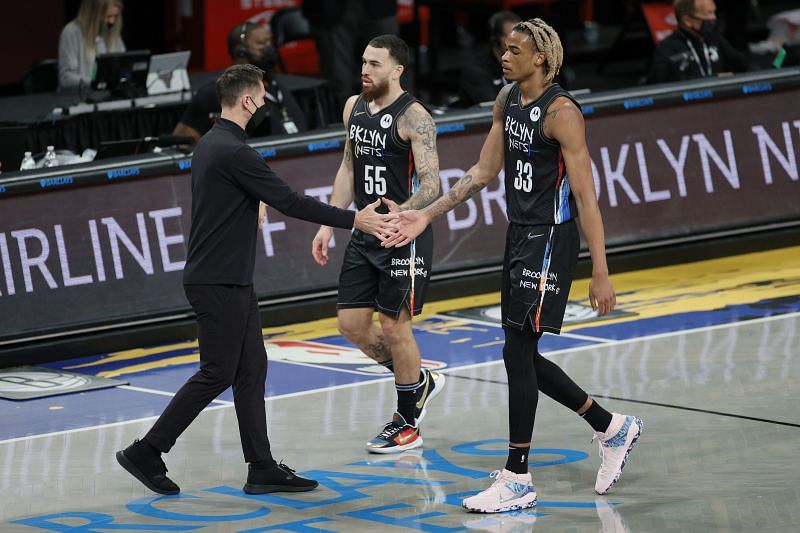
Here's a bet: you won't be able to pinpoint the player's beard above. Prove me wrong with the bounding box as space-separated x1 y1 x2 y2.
362 77 390 101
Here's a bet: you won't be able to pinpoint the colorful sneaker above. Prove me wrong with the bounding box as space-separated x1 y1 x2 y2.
365 413 423 454
594 413 643 495
414 369 445 425
462 469 537 513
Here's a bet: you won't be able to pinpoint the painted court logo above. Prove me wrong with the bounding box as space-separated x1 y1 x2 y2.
0 367 92 400
0 367 126 400
265 340 446 375
0 369 90 393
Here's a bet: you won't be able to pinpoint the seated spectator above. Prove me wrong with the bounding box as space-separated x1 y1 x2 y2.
173 22 308 142
648 0 747 84
58 0 125 92
458 10 520 107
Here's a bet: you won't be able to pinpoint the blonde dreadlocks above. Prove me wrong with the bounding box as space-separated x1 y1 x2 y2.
513 18 564 83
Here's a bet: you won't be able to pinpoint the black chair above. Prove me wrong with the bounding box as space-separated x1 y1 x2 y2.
22 59 58 94
270 7 316 74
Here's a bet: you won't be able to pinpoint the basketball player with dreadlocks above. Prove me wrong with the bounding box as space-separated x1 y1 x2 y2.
311 34 445 454
384 19 643 511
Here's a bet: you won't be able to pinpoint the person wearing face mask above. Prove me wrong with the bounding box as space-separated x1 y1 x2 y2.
172 21 308 142
58 0 126 92
648 0 747 84
116 63 396 496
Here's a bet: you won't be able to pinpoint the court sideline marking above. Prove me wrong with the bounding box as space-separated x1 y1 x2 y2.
2 311 796 446
446 376 800 429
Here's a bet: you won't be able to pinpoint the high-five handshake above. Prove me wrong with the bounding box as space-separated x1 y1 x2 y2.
339 197 430 250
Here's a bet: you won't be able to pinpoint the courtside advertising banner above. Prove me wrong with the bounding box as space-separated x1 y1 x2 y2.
0 91 798 342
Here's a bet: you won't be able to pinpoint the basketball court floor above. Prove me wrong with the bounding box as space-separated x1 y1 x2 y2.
1 245 799 532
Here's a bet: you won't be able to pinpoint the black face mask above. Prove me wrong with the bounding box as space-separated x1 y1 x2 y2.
699 19 716 37
246 96 269 131
254 45 278 72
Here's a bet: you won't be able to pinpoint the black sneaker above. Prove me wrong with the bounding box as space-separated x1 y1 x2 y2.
243 462 319 494
414 369 445 425
116 439 179 495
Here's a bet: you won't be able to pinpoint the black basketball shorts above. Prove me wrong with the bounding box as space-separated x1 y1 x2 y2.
501 219 579 334
337 228 433 318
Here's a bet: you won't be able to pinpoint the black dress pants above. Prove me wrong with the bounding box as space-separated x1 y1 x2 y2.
145 284 273 463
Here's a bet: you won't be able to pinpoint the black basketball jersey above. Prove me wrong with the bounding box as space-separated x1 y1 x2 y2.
347 92 419 210
502 83 580 226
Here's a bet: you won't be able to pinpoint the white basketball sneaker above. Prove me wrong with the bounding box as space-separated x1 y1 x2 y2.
594 413 643 495
462 469 537 513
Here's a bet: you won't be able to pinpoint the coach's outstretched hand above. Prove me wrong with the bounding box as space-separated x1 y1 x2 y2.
381 199 430 248
354 198 397 241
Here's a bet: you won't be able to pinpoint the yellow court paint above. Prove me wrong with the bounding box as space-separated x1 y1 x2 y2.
66 340 200 372
95 353 201 379
97 246 800 364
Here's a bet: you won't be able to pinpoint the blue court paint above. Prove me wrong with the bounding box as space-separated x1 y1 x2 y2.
206 471 448 511
11 512 201 531
0 386 172 440
239 517 337 532
127 493 270 522
9 446 615 530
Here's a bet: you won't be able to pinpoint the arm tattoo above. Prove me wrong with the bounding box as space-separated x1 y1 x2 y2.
543 107 560 137
344 138 352 163
426 172 484 219
399 105 441 210
420 86 508 220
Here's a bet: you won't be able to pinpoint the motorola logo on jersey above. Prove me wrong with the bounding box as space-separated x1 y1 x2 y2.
505 115 534 154
530 106 541 122
350 124 387 158
380 114 393 128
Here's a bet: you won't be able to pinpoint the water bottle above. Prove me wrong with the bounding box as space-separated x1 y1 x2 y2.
43 146 59 168
20 151 36 170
